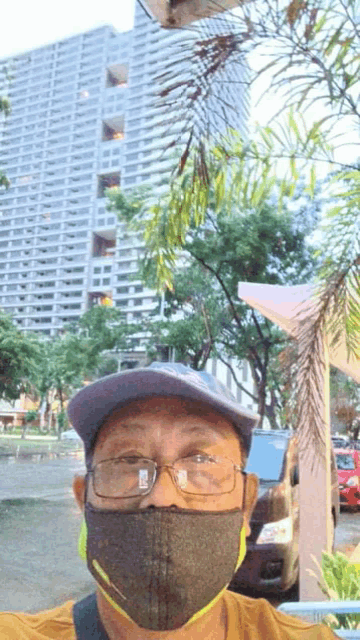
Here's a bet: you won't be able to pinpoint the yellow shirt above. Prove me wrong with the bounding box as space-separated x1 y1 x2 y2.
0 591 340 639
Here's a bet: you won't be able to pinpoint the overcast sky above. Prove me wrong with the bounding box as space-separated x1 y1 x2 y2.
1 0 356 168
0 0 136 59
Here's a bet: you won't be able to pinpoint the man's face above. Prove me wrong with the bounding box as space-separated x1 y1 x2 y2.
73 396 258 532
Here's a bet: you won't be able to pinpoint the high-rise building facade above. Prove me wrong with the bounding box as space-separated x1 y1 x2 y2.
0 3 249 336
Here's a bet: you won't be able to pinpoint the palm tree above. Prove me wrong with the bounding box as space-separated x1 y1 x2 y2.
133 0 360 453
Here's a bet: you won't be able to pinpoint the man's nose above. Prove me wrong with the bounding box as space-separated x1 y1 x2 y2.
139 466 188 509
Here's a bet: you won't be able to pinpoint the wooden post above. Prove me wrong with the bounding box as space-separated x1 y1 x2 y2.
298 332 332 600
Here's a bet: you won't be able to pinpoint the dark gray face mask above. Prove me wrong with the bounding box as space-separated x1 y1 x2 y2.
82 503 246 631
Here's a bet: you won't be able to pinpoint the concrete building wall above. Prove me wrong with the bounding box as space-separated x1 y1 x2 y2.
0 9 256 410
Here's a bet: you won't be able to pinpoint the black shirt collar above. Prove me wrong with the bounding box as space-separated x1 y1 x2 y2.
73 593 110 640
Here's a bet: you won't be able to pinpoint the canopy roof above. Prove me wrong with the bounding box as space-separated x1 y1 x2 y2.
143 0 239 28
237 282 360 384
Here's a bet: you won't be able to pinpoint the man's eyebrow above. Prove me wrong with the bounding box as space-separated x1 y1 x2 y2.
116 421 223 439
113 421 148 432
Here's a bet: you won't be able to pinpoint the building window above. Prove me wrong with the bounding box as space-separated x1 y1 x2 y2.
102 117 124 142
97 172 120 197
92 230 116 257
105 64 128 88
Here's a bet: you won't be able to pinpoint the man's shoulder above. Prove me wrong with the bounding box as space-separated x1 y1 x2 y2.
224 590 339 639
0 600 76 640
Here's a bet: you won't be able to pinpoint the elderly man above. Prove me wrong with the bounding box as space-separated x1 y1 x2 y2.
0 363 339 639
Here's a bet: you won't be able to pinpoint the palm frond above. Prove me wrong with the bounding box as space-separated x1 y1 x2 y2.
288 257 360 460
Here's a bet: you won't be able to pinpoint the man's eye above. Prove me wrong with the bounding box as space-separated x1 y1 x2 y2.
113 456 144 465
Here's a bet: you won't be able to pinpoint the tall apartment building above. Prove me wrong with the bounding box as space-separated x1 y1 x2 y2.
0 3 249 337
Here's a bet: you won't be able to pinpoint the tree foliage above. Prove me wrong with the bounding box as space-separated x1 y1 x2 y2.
110 0 360 451
27 306 136 433
0 67 11 190
330 367 360 440
113 185 319 427
158 0 360 186
0 312 41 402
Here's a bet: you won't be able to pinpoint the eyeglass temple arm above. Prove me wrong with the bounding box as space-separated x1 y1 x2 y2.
241 470 247 512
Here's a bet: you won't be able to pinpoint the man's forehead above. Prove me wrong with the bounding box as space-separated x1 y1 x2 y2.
95 396 239 446
103 396 233 424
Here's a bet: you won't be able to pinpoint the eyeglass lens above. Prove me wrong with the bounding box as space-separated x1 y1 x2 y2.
93 456 236 498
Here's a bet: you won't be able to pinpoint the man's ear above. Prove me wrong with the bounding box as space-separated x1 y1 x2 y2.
73 474 86 512
242 473 258 538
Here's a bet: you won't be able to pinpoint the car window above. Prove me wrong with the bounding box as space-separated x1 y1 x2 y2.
245 435 288 481
332 439 348 448
336 453 355 470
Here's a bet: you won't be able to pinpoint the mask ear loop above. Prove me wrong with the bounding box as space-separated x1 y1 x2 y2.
78 474 90 563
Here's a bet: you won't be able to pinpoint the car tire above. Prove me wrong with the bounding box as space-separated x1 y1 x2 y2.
283 571 299 602
349 505 358 513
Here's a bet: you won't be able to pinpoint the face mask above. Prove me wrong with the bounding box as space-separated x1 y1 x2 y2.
79 504 247 631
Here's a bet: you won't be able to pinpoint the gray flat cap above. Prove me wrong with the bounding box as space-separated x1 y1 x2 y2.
67 362 259 467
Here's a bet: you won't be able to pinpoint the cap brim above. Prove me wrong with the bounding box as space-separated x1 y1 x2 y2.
68 368 259 465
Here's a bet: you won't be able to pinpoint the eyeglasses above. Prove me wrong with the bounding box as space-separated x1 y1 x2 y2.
88 455 243 499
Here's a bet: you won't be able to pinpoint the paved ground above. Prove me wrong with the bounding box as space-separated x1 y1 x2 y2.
0 435 58 440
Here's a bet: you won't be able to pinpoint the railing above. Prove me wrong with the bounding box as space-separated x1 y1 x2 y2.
278 601 360 639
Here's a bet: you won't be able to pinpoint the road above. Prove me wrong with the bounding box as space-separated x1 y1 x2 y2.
334 510 360 555
0 452 95 612
0 454 358 613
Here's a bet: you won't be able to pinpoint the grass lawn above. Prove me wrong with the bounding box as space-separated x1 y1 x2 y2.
0 436 82 456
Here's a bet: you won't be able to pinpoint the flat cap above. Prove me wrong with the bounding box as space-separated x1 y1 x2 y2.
67 362 259 467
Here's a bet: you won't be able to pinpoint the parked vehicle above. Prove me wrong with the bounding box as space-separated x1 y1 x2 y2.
348 441 360 451
60 429 82 441
331 435 349 449
335 448 360 510
229 429 339 595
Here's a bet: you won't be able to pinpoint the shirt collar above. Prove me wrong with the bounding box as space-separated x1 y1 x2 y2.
73 593 109 640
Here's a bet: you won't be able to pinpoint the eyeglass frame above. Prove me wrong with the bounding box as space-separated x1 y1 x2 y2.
86 454 247 500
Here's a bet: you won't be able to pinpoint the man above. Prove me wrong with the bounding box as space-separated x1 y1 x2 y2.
0 363 339 639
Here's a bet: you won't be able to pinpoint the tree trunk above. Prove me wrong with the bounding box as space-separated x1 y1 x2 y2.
57 387 64 441
39 397 47 433
57 413 61 442
265 389 280 429
47 390 55 433
352 423 360 442
247 357 263 428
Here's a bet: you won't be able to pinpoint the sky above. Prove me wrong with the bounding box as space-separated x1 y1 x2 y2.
1 0 357 169
0 0 136 59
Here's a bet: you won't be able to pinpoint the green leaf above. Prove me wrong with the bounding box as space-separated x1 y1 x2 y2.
289 155 299 181
309 165 316 197
325 23 347 56
314 13 327 34
288 110 300 141
214 169 226 211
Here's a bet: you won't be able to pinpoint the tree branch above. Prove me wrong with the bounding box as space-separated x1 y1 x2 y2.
216 352 258 403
